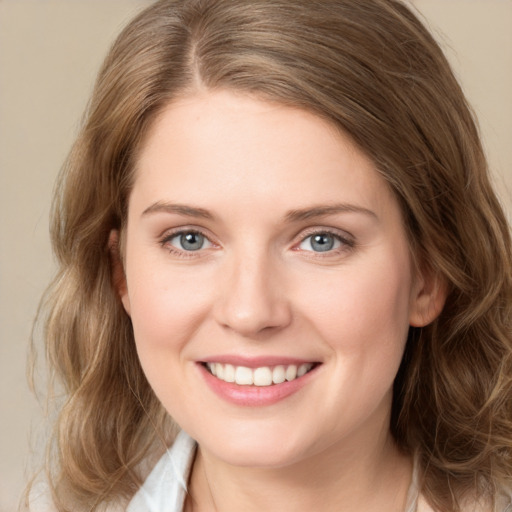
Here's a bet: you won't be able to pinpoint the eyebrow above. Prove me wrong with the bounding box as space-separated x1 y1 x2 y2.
142 201 214 220
284 204 377 222
141 201 377 223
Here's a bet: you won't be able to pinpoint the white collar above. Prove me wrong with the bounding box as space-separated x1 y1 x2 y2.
127 430 196 512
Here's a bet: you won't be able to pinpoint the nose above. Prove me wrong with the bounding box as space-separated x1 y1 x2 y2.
214 249 292 338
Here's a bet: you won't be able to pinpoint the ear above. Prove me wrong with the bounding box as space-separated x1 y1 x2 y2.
108 230 131 316
409 265 447 327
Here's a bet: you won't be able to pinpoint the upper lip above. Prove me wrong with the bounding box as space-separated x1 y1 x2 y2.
198 355 320 368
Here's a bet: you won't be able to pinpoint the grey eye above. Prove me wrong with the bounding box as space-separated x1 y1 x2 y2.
300 233 341 252
171 232 210 251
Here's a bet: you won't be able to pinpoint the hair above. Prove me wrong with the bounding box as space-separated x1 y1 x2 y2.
29 0 512 511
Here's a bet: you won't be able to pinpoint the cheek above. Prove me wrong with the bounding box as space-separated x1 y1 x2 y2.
296 250 413 388
124 263 216 418
303 263 411 341
126 260 214 356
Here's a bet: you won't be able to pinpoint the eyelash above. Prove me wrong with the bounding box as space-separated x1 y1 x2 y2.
159 227 355 258
295 228 355 257
160 228 215 259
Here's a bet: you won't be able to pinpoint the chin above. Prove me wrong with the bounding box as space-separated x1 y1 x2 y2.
194 421 318 469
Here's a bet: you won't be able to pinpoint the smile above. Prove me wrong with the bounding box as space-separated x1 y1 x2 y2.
204 362 316 386
199 359 321 406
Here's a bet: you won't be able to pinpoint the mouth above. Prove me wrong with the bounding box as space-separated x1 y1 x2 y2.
202 361 319 386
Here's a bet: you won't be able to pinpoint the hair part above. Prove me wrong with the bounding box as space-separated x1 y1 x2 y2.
30 1 512 510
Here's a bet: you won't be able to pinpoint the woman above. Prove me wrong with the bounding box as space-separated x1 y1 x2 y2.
30 1 512 511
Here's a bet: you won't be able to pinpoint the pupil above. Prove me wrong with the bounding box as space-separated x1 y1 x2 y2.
181 232 203 251
312 234 334 252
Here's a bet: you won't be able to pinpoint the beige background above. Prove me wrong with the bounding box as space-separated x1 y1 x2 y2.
0 1 511 510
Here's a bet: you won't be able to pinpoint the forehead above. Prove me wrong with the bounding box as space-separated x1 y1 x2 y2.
131 90 397 222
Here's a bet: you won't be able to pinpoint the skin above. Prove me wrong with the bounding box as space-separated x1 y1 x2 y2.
115 90 445 511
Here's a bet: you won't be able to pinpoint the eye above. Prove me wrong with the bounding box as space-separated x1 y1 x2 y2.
167 231 213 252
299 232 343 252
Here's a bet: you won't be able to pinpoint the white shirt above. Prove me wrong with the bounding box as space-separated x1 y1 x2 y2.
127 430 196 512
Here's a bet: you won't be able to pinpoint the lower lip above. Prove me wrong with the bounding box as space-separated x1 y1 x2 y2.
198 363 319 406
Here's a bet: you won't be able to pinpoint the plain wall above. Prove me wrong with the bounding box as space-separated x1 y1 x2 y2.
0 1 511 510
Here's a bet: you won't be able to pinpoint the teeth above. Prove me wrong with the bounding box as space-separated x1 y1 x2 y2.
285 365 297 381
208 362 216 376
297 363 310 377
254 367 272 386
206 362 314 386
272 365 286 384
224 364 235 383
235 366 253 385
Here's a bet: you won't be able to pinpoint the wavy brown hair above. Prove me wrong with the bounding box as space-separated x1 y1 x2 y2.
29 1 512 510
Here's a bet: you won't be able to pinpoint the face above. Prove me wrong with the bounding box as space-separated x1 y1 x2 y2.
118 90 439 469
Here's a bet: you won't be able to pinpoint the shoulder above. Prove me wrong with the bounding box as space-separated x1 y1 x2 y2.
491 487 512 512
28 480 57 512
28 480 127 512
126 430 197 512
416 488 512 512
29 432 197 512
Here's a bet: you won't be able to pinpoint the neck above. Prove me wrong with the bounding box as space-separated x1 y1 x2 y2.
185 423 412 512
